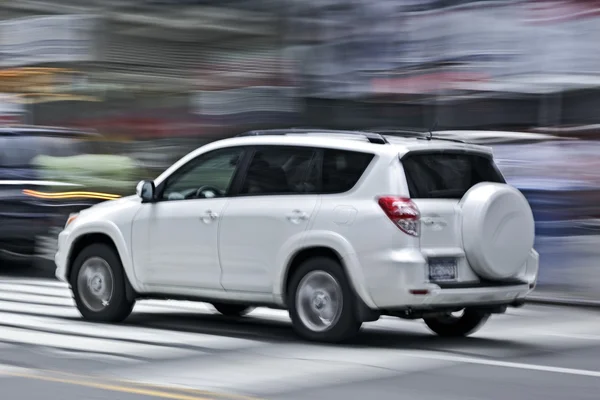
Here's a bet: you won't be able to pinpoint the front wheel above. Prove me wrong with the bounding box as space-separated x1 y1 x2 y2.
423 308 490 337
71 243 135 322
288 257 361 343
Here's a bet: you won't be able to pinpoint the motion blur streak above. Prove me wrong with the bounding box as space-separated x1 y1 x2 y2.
22 190 122 200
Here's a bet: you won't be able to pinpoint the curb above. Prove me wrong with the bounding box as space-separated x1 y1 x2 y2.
526 296 600 309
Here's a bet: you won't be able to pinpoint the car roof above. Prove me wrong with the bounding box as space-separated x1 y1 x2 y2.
154 128 497 186
0 125 101 138
209 128 494 155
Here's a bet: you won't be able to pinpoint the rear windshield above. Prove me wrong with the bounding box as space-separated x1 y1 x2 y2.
401 152 505 199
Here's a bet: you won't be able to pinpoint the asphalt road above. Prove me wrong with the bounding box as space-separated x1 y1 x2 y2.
1 264 600 400
1 374 217 400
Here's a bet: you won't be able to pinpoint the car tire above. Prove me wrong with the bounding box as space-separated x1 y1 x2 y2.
70 243 135 323
212 303 254 317
423 308 490 337
288 257 361 343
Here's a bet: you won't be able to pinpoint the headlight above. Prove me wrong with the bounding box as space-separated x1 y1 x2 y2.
65 213 79 229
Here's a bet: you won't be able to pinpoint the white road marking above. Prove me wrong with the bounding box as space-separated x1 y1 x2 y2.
0 325 200 360
0 282 72 298
403 350 600 378
0 279 69 288
136 300 214 313
111 345 456 395
43 348 141 364
0 311 264 351
0 291 75 307
0 299 80 319
2 276 600 388
534 332 600 341
115 337 600 396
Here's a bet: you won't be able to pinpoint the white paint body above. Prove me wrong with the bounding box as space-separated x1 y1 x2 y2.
54 134 538 311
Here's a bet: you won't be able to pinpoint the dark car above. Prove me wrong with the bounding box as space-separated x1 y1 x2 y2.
0 126 119 267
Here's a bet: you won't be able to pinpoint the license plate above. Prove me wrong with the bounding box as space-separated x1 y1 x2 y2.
428 258 457 282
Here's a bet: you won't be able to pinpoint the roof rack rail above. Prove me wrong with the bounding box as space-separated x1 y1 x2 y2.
366 127 468 144
237 128 389 145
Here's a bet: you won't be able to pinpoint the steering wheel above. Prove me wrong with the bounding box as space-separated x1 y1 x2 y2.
194 185 223 199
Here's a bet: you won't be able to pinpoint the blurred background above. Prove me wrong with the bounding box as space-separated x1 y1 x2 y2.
1 0 599 299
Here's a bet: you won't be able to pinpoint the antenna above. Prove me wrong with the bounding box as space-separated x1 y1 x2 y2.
428 119 438 140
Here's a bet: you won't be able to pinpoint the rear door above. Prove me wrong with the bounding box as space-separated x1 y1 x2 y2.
400 150 505 282
218 145 320 293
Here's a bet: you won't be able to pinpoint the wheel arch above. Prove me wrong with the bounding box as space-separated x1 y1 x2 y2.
280 244 379 321
282 246 343 304
66 226 137 301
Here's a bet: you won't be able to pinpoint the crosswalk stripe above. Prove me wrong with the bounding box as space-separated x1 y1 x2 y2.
0 311 264 351
0 282 72 298
1 275 600 390
0 325 201 360
137 300 215 313
0 279 68 288
0 291 75 307
0 299 80 319
0 279 273 363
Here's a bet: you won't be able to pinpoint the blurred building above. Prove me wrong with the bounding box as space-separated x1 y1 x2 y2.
0 0 293 138
1 0 600 134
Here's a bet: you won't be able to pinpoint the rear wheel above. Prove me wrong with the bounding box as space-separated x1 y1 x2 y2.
212 303 254 317
423 308 490 337
71 243 135 322
288 257 361 343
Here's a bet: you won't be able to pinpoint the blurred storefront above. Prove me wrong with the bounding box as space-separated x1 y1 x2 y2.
0 0 290 139
1 0 600 133
0 12 103 127
1 0 600 296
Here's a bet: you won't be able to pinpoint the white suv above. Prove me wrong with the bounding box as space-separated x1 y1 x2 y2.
54 129 538 343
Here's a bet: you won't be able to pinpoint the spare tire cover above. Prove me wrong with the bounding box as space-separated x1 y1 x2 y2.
461 182 535 280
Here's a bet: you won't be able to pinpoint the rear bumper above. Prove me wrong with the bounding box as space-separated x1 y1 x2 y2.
395 283 532 309
359 248 538 310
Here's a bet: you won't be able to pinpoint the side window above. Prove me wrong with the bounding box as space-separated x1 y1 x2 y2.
401 152 505 199
160 147 243 201
321 149 374 193
239 146 317 195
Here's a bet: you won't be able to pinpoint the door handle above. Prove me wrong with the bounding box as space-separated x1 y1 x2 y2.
286 210 309 223
201 210 219 223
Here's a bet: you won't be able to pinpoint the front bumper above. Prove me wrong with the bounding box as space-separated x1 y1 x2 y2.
54 230 69 283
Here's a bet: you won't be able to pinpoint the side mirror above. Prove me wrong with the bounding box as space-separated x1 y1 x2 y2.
136 180 155 203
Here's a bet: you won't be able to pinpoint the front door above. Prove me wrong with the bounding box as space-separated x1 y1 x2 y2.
131 147 245 291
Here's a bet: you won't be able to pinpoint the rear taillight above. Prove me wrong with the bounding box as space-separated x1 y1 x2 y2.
377 196 420 237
